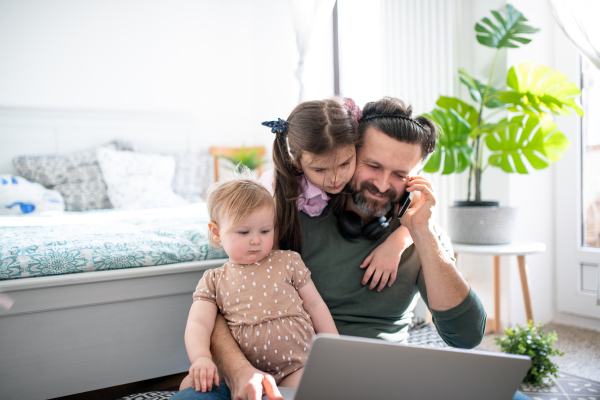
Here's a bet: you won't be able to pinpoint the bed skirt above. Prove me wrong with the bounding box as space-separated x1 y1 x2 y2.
0 258 227 400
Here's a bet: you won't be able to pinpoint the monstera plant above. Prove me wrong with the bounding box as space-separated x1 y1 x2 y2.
423 4 583 244
424 4 581 202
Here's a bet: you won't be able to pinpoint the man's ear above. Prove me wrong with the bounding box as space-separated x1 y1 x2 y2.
208 221 221 244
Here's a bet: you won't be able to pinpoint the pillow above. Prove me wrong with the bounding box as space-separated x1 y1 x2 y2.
0 175 65 214
96 148 188 209
13 140 135 211
171 153 214 202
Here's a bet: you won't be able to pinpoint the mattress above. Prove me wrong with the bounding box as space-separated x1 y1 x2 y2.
0 203 228 280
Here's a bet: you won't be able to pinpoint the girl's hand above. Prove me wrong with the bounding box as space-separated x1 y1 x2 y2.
189 356 220 393
360 237 405 292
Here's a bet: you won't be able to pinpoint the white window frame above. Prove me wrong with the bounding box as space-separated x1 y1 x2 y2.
554 23 600 327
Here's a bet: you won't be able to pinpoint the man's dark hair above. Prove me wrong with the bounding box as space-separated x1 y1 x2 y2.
357 97 437 160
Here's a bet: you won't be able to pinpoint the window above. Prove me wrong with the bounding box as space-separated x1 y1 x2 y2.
582 56 600 247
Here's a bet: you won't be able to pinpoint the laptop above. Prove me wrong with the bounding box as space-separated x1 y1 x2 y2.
263 334 531 400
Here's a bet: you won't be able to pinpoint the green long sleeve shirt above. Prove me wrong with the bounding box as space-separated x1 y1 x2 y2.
299 207 487 349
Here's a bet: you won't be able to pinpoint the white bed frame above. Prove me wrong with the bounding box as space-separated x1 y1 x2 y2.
0 108 230 399
0 259 226 400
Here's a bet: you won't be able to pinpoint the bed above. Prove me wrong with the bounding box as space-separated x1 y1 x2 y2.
0 109 231 400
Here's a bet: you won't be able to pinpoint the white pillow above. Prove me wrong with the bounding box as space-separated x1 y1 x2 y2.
0 175 65 214
96 148 188 209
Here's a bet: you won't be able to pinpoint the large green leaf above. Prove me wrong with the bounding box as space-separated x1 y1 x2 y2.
459 68 505 108
499 62 584 117
470 119 520 139
485 114 571 174
435 96 479 129
475 4 539 49
423 108 474 174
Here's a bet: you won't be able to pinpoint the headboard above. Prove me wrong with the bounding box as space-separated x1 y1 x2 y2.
0 108 204 175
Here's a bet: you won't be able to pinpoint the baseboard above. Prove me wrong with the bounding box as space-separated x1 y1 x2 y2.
552 311 600 332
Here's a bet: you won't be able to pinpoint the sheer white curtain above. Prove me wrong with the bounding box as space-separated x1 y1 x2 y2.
549 0 600 70
288 0 336 103
381 0 460 229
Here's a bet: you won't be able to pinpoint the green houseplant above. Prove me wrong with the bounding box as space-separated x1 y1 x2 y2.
495 321 564 385
423 4 583 244
220 145 265 174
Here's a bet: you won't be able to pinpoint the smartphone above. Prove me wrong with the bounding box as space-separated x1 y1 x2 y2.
397 190 413 220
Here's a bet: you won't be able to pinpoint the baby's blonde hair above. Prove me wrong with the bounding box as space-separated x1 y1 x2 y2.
206 170 275 249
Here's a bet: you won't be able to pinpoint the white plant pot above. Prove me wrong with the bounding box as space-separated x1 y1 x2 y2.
448 205 518 245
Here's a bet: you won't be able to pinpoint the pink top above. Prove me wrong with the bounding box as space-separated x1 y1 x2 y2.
258 168 329 217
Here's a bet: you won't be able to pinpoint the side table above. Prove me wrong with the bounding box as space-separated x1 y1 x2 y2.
452 241 546 334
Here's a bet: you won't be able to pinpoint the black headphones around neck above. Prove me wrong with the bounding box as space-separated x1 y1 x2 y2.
337 191 413 240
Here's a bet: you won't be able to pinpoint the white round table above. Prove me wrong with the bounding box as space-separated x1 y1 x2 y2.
452 241 546 334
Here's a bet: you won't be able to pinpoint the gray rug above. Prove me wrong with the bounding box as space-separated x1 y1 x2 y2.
518 373 600 399
406 319 449 348
119 392 176 400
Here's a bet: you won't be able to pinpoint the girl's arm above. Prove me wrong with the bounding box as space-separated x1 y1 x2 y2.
298 281 338 334
359 225 413 291
184 300 220 392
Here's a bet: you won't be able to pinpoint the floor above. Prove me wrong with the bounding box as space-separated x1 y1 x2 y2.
49 373 185 400
519 372 600 399
477 322 600 382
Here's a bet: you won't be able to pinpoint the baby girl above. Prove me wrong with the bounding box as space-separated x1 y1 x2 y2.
179 174 338 393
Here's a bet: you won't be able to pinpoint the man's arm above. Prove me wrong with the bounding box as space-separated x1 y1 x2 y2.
417 270 487 349
403 178 486 348
403 178 470 310
410 224 469 310
210 314 283 400
414 227 487 349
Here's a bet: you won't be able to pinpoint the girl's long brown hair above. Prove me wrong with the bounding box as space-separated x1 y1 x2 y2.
272 98 357 253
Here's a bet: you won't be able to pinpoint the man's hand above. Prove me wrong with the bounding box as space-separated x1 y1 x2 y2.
400 176 435 233
229 364 283 400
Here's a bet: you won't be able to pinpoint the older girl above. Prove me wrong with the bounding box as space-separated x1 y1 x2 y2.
260 97 415 291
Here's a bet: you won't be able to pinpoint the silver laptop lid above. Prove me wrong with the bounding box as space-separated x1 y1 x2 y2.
284 334 531 400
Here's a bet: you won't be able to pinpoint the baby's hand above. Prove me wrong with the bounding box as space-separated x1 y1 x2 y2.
189 356 220 393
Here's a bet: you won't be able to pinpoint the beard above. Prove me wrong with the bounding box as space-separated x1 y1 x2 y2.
350 179 400 217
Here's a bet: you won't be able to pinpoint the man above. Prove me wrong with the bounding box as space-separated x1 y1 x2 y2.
173 97 529 400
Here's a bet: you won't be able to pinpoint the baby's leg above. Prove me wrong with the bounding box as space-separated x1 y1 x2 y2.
278 368 303 388
179 374 193 391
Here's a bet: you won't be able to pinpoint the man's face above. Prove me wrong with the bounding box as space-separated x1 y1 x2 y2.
350 127 423 217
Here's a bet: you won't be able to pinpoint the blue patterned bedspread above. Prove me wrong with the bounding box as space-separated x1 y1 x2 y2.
0 203 228 280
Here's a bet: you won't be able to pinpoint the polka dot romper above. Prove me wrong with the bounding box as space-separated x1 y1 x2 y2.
193 250 315 383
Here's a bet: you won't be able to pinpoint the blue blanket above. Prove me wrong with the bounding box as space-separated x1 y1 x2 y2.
0 203 228 280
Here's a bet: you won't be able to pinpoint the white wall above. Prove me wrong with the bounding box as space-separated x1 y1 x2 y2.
504 0 557 327
454 0 567 327
0 0 298 162
0 0 576 328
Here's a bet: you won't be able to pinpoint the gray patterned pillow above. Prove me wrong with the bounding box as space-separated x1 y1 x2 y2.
172 153 214 202
13 141 135 211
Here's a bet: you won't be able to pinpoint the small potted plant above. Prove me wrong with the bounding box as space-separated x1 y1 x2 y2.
219 145 265 174
495 321 564 385
423 4 583 244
